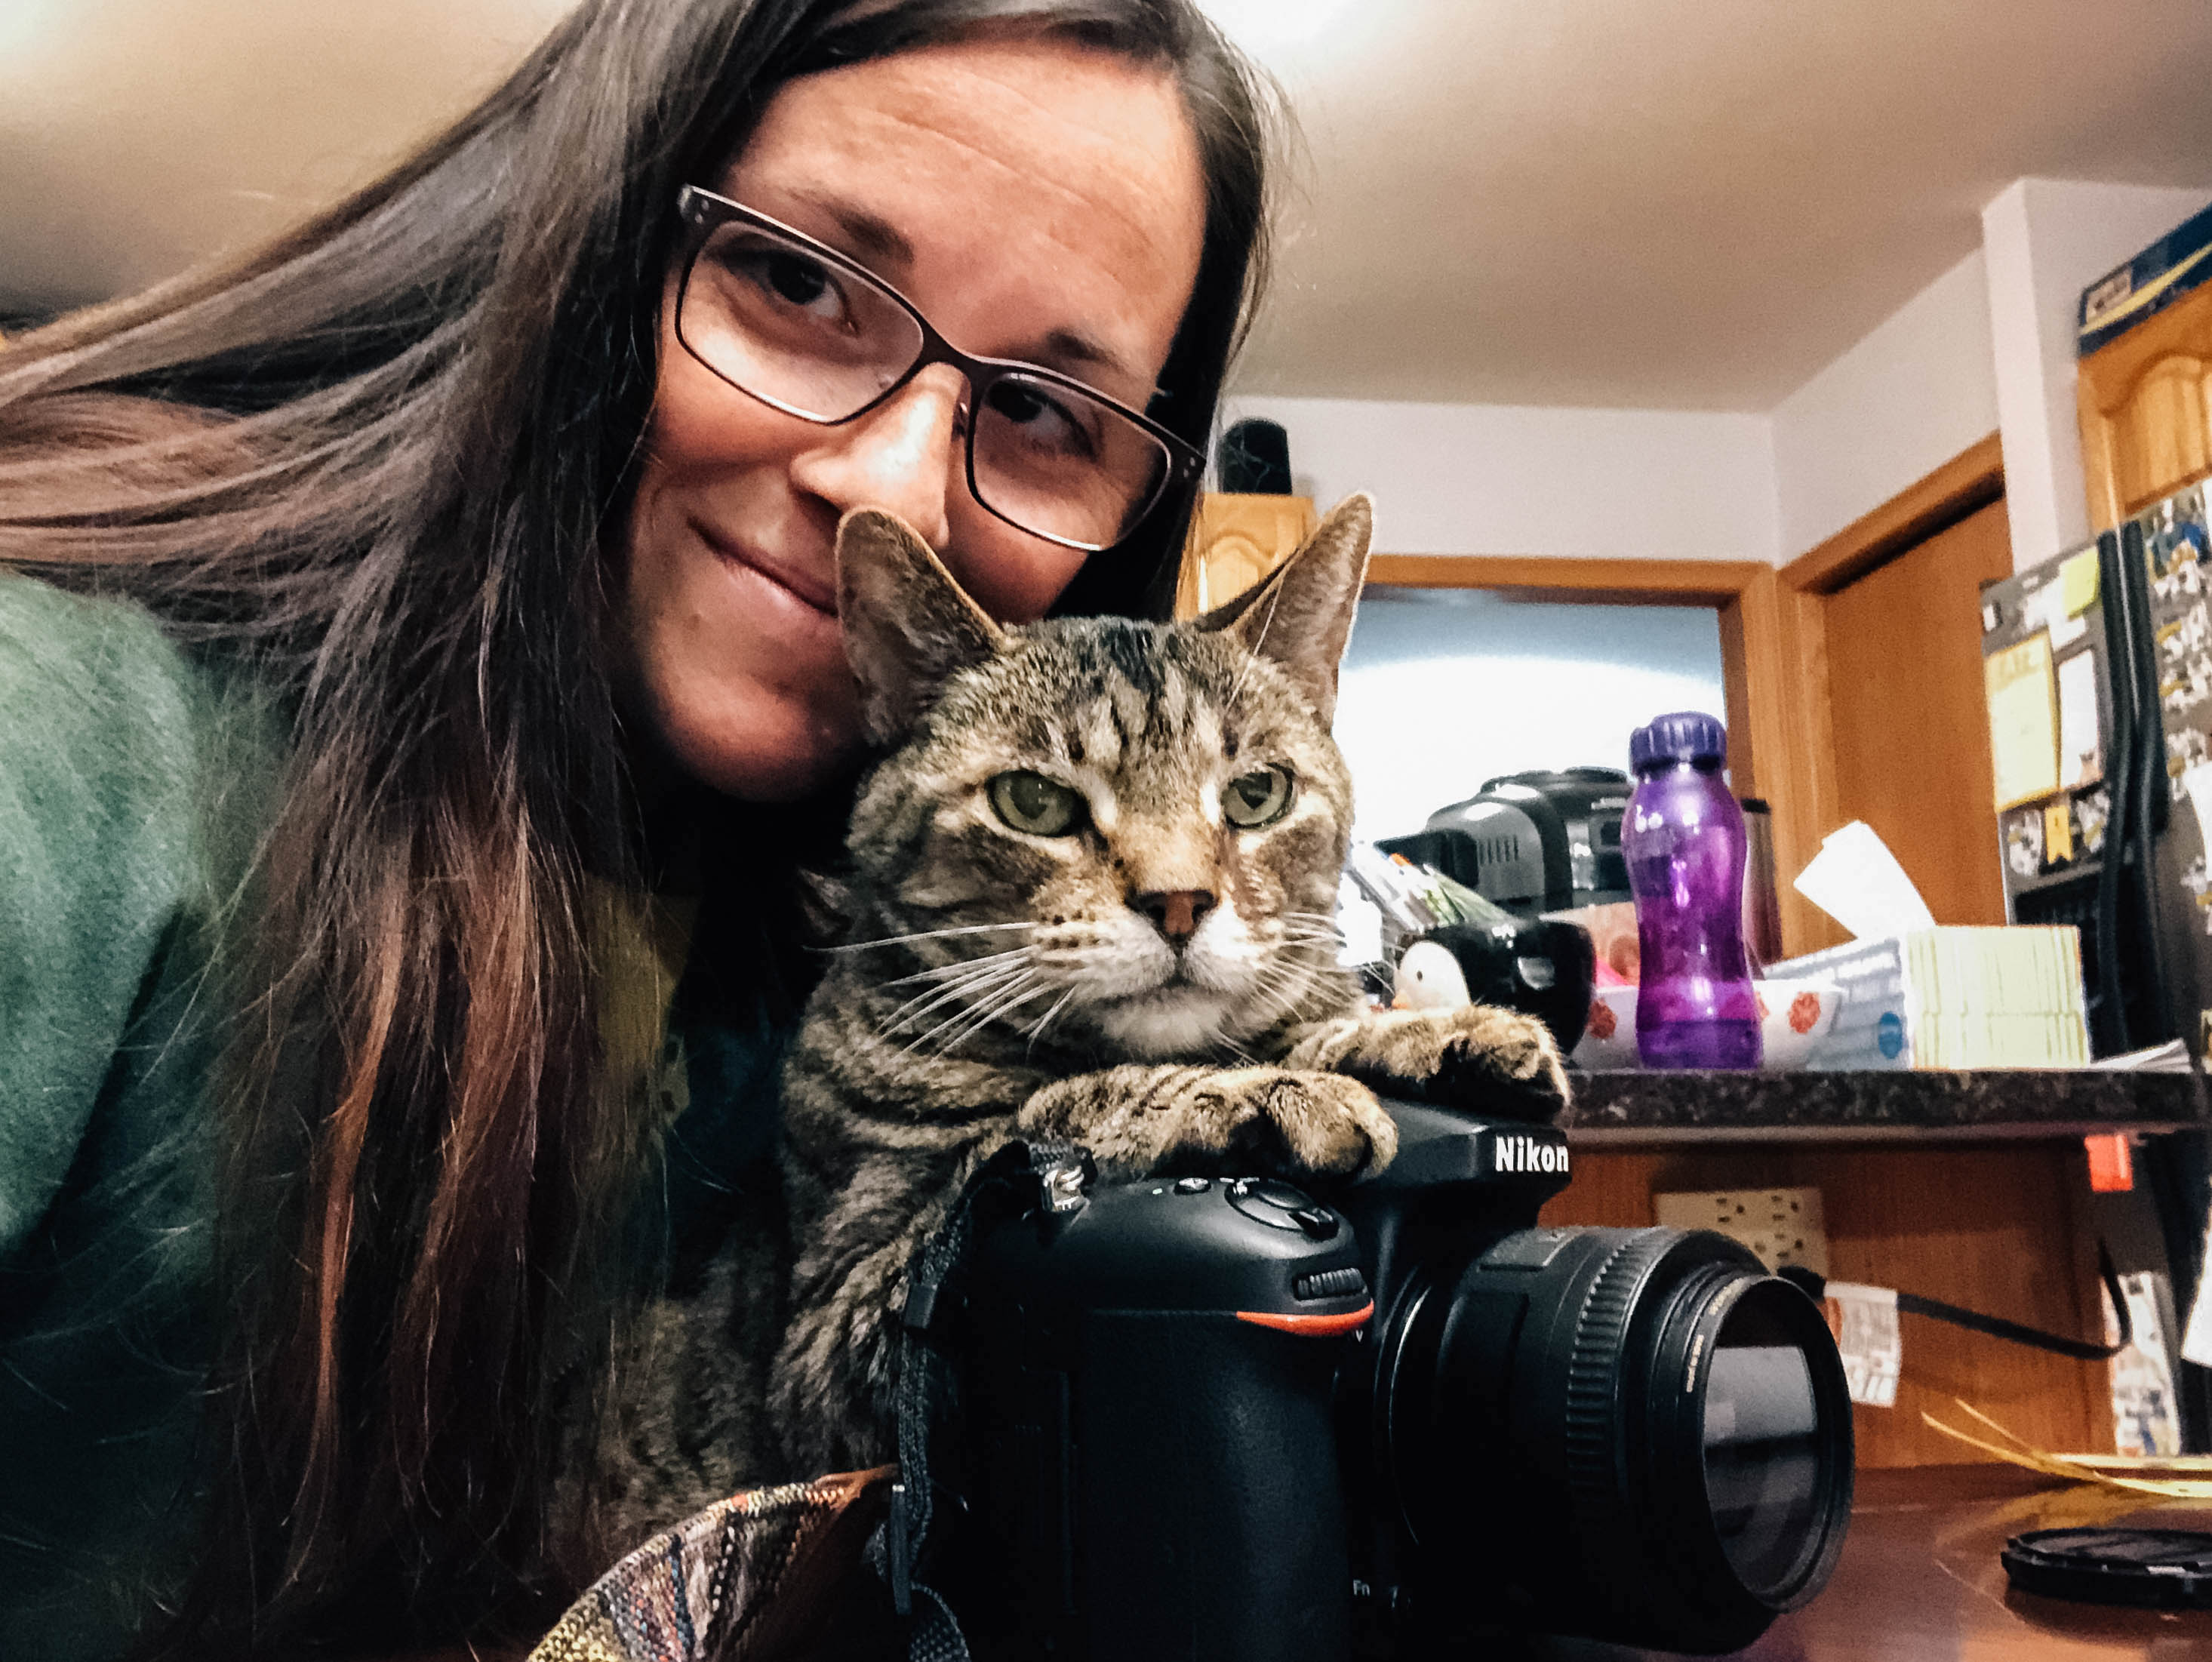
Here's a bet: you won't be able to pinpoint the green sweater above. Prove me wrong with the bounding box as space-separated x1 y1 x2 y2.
0 571 279 1660
0 573 801 1659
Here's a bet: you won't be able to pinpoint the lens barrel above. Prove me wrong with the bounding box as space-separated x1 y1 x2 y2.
1360 1225 1854 1654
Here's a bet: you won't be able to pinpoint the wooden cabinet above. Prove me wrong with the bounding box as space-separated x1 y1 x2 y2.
2078 280 2212 531
1546 1138 2109 1470
1171 491 1316 619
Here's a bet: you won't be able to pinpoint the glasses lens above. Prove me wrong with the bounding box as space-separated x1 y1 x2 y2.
678 220 924 421
972 371 1173 550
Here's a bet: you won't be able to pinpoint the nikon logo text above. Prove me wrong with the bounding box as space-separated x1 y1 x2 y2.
1492 1134 1569 1175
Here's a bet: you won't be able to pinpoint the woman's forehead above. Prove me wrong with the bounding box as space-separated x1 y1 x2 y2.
712 36 1204 401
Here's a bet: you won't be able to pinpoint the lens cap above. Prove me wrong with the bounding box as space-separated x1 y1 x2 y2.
2002 1527 2212 1608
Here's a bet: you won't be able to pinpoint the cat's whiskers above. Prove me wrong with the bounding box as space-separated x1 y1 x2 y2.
1024 987 1078 1056
878 954 1038 1038
915 975 1054 1058
876 945 1036 992
881 962 1032 1035
826 921 1039 955
1241 950 1328 1034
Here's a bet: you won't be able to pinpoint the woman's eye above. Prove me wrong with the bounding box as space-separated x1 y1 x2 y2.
985 380 1100 461
989 771 1085 836
1222 766 1294 829
727 246 849 325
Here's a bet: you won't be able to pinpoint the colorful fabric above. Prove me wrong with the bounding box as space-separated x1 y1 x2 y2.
531 1468 897 1662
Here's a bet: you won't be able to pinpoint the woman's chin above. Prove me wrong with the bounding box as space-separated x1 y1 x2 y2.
651 685 860 803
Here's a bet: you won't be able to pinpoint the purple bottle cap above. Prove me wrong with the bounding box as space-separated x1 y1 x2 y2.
1629 710 1728 769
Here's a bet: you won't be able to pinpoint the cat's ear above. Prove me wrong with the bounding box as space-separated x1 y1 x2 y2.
836 507 1004 744
1197 492 1373 725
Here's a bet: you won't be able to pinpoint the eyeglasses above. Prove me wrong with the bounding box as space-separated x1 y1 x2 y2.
672 186 1204 553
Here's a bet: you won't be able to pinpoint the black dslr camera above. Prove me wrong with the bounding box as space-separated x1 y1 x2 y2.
927 1103 1854 1660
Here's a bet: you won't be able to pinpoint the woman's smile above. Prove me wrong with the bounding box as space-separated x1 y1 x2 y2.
692 516 839 622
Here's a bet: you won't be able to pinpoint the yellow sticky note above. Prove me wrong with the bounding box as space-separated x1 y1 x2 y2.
1986 631 2060 810
2044 799 2074 865
2060 549 2100 617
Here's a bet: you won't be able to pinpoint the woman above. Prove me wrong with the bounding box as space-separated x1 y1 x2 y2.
0 1 1274 1655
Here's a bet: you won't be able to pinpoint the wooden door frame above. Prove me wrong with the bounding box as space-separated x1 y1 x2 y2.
1364 432 2004 959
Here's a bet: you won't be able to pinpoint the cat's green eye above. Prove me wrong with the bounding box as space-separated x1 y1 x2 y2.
989 771 1085 836
1222 765 1294 829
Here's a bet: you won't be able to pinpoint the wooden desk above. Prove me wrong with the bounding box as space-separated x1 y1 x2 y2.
1525 1464 2212 1661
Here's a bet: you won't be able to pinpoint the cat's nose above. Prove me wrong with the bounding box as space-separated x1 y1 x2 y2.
1131 888 1217 946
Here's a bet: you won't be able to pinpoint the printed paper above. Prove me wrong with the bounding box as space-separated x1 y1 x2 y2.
2183 1219 2212 1371
1823 1281 1902 1408
1986 631 2061 810
2056 649 2103 789
2109 1270 2184 1457
2060 548 2102 617
2044 799 2075 866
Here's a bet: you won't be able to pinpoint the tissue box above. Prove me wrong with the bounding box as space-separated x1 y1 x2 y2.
1765 926 2090 1070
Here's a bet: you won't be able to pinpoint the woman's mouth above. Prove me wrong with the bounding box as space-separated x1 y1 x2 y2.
695 521 838 619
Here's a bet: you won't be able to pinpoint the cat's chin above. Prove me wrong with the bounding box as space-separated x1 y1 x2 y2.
1091 987 1244 1060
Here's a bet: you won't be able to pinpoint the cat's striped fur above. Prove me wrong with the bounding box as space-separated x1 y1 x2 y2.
575 496 1568 1547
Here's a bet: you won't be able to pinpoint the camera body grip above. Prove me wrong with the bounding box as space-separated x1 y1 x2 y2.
952 1174 1371 1662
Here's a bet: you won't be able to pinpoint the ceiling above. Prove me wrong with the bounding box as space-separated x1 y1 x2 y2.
7 0 2212 411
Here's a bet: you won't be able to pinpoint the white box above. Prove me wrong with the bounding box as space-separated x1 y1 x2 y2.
1765 926 2089 1070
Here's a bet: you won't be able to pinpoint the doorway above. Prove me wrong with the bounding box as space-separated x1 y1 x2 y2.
1820 498 2013 928
1774 434 2010 949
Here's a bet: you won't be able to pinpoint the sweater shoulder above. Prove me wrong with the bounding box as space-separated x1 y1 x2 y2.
0 573 278 1256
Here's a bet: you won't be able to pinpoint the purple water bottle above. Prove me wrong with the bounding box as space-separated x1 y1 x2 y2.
1625 712 1762 1069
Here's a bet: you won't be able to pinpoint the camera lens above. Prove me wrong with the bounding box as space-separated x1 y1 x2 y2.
1356 1226 1852 1653
1703 1287 1826 1594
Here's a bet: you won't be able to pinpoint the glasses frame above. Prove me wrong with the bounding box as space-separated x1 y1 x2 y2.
672 186 1206 554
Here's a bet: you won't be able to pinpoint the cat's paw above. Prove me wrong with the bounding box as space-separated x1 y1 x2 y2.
1017 1064 1398 1183
1284 1005 1571 1124
1187 1066 1400 1177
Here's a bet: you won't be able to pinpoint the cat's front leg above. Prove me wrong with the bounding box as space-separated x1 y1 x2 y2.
768 1127 1010 1477
1281 1005 1571 1123
1017 1063 1397 1181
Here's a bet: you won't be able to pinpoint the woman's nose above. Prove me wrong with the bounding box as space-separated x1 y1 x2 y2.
789 363 964 551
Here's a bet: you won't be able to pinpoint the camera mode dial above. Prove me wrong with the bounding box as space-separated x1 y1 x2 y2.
1226 1177 1341 1240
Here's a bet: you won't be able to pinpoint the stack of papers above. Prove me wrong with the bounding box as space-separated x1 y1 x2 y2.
1777 821 2090 1069
1770 927 2090 1070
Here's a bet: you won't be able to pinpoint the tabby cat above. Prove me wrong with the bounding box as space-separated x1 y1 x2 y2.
580 494 1568 1544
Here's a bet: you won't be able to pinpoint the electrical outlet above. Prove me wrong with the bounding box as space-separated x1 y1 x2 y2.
1654 1187 1829 1278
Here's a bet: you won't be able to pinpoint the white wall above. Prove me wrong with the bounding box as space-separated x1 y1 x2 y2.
1769 251 1998 559
1231 176 2212 579
1222 394 1781 563
1982 178 2212 571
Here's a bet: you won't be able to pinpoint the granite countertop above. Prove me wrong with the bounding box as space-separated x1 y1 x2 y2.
1561 1067 2212 1142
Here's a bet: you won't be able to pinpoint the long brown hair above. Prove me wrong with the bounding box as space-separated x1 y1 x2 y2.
0 0 1275 1652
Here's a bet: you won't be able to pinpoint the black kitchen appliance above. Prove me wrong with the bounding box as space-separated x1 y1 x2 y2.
1383 767 1632 916
1412 917 1597 1053
1980 482 2212 1448
1981 490 2212 1057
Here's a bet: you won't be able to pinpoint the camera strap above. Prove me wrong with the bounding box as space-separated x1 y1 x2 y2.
878 1135 1095 1662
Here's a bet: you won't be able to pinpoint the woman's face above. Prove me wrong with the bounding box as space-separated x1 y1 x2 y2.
620 37 1208 802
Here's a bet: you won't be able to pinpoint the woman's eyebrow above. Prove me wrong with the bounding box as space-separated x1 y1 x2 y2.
785 188 1146 392
1034 328 1144 394
788 191 915 272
